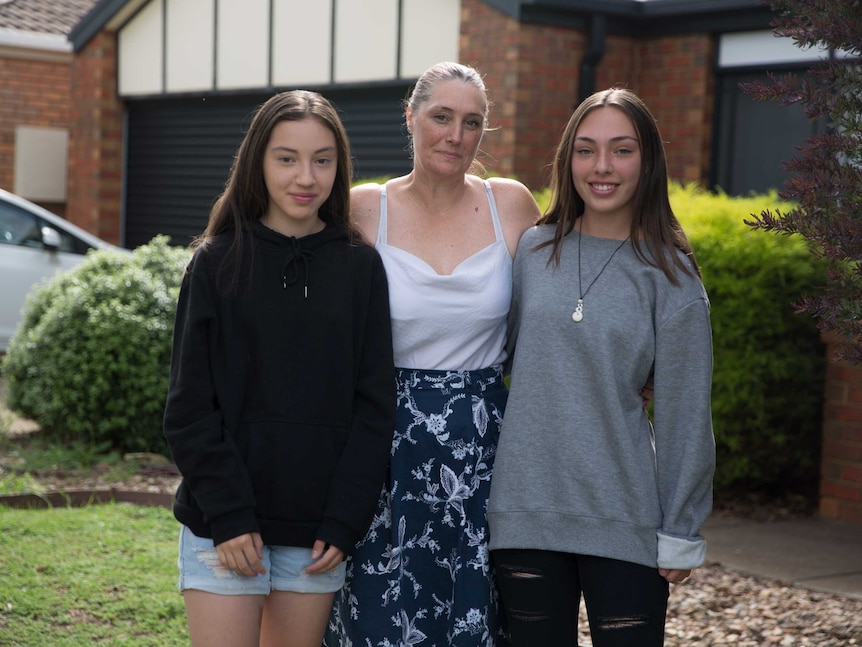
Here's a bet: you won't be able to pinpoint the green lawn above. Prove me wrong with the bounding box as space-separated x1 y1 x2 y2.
0 503 188 646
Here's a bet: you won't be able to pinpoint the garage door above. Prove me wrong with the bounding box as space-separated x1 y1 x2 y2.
124 84 413 249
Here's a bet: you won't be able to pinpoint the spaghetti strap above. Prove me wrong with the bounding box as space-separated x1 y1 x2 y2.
376 184 389 246
482 179 505 243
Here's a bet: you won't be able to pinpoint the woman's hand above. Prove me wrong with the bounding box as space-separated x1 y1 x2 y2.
305 539 345 574
216 532 266 576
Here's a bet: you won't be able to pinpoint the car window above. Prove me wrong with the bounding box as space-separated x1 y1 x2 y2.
46 222 91 254
0 200 92 254
0 202 41 246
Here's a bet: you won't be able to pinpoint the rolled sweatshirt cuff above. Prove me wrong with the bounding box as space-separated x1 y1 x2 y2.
656 531 706 569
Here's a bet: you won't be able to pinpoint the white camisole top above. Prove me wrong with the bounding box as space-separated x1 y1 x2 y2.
376 180 512 371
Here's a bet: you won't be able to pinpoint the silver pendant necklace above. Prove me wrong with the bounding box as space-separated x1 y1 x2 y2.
572 220 629 323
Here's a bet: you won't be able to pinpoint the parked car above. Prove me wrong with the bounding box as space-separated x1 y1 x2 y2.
0 188 125 352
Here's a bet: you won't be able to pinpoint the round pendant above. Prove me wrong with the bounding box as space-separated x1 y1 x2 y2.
572 310 583 323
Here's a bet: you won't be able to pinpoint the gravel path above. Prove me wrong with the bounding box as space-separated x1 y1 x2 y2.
572 561 862 646
655 563 858 646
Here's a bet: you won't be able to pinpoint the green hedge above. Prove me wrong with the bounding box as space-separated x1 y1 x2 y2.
1 236 191 454
675 184 825 495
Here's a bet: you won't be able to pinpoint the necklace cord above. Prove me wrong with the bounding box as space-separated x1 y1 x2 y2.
573 219 630 323
576 218 630 301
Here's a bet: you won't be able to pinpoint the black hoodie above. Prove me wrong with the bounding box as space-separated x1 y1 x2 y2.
164 221 396 555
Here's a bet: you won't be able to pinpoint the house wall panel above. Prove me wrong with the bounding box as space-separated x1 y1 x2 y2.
272 0 332 86
217 0 268 89
334 0 398 82
401 0 460 78
165 0 214 92
117 0 162 96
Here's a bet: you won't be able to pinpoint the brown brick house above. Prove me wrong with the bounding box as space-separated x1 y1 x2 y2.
2 0 859 523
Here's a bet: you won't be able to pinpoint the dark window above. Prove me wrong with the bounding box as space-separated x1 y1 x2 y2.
712 69 826 195
124 85 413 249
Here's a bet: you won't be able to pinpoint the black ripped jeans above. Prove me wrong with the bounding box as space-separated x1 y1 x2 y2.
493 549 670 647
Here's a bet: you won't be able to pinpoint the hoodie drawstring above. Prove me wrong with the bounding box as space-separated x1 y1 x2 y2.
281 238 313 298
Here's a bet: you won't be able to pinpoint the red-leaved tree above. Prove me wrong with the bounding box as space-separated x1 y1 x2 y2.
742 0 862 362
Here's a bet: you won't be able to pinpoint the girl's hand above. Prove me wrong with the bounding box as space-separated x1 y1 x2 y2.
659 568 691 584
216 532 266 576
305 539 345 574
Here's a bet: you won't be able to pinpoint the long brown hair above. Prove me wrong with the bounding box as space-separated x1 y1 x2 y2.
194 90 358 284
539 87 699 283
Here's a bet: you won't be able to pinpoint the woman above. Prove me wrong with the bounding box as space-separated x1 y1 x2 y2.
163 90 396 647
487 88 715 646
325 62 541 646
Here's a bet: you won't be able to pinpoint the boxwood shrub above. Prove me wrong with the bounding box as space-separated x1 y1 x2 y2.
1 236 191 454
673 183 826 497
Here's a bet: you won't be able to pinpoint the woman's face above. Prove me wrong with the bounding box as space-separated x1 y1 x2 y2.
407 79 486 178
570 106 642 226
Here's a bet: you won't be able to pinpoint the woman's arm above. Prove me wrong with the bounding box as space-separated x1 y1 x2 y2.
488 177 542 258
350 182 383 246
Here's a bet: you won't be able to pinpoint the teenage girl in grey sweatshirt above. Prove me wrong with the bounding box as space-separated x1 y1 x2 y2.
487 88 715 647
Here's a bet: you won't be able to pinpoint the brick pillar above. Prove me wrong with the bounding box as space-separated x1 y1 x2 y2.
67 31 123 246
820 339 862 524
459 0 584 190
628 35 714 186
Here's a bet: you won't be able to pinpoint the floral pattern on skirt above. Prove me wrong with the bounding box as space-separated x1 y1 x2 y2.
325 366 508 647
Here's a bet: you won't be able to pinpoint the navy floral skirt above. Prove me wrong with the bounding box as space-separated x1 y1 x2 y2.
325 366 509 647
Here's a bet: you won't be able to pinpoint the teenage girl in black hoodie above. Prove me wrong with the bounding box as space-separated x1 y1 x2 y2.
163 90 396 647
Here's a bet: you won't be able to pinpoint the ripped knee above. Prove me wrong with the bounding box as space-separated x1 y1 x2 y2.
496 565 548 621
597 615 649 631
497 564 544 579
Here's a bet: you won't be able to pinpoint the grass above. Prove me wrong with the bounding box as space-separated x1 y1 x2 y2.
0 377 188 645
0 503 188 646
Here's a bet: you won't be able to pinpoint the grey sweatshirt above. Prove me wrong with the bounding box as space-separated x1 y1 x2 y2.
487 225 715 570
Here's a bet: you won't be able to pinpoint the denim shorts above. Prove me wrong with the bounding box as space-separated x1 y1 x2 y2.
177 525 346 595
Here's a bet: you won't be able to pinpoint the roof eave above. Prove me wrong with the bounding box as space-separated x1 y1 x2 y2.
484 0 774 35
0 27 71 52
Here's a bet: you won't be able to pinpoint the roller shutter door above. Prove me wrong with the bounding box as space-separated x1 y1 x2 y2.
124 85 412 249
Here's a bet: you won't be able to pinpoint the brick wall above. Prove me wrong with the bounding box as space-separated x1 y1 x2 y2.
820 342 862 524
460 0 585 190
598 34 714 185
459 0 525 182
0 48 73 216
635 35 714 185
460 0 714 189
67 31 123 245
